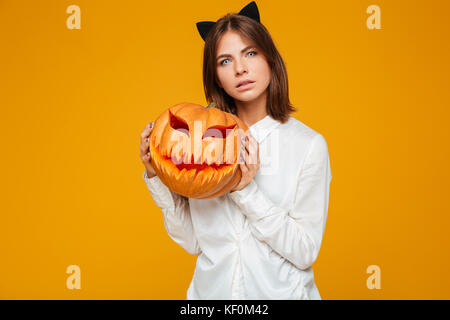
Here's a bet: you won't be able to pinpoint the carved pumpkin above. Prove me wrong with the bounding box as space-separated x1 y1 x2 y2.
149 102 249 199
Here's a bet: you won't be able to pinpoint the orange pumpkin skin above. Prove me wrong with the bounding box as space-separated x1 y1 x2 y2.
149 102 249 199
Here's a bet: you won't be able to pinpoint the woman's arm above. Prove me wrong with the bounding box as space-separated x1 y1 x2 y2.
229 134 332 270
143 170 201 256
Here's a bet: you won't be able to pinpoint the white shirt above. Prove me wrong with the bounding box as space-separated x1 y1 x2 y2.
143 115 332 300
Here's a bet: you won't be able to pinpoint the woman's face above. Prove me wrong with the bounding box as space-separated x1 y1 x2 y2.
215 30 271 103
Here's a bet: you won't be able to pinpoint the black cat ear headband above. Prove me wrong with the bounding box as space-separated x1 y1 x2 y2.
196 1 261 41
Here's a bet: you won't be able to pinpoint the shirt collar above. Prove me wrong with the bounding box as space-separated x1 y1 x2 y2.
248 115 281 144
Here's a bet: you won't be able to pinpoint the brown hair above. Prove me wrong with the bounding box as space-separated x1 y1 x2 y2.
201 13 296 124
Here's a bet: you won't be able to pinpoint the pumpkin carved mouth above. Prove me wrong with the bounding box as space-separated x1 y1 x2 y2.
164 154 232 172
149 102 249 199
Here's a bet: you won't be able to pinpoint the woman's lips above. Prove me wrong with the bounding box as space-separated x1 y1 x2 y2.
236 81 255 91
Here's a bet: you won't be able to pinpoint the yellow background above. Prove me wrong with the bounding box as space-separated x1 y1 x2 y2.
1 0 449 299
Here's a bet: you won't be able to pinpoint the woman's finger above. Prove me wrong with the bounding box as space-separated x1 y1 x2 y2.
140 138 150 157
240 162 249 174
245 156 257 177
140 122 154 156
255 138 260 164
141 151 151 164
247 137 258 166
239 138 247 164
140 122 154 142
141 151 154 175
240 139 249 168
242 139 252 164
244 147 257 175
240 136 247 156
245 137 260 175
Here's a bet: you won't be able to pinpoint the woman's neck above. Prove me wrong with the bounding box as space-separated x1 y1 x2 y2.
235 92 268 127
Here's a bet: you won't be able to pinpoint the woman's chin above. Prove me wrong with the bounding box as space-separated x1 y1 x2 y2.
232 93 259 103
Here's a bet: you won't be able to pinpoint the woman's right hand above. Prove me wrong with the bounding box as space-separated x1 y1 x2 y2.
140 122 157 179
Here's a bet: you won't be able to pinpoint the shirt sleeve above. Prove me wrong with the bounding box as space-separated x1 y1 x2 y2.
228 133 332 270
142 170 201 256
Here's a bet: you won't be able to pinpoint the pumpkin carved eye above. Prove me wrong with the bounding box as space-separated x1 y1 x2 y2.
169 111 190 137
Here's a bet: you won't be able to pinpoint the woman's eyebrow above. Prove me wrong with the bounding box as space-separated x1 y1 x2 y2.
216 45 256 61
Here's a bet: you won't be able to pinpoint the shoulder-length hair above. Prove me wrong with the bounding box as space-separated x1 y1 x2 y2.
201 13 296 124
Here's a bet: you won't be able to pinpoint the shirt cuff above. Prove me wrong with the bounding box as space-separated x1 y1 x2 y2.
142 170 176 209
229 179 258 202
142 170 161 187
229 180 268 221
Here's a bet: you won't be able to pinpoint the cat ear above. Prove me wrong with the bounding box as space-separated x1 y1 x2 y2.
196 2 261 42
238 1 260 23
196 21 216 41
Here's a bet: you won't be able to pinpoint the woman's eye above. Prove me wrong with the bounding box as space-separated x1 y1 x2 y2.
220 52 256 66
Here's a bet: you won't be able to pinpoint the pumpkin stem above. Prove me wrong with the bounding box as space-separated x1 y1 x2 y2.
206 102 216 109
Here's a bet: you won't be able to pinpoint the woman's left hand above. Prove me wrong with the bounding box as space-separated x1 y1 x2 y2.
230 135 260 192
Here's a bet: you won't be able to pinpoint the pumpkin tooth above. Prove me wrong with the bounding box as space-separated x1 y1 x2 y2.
174 167 186 181
153 148 164 170
154 157 162 172
200 167 214 186
194 167 214 194
185 168 200 195
211 167 223 185
161 161 171 178
196 167 229 199
184 168 195 185
178 168 190 188
158 148 165 158
159 162 172 189
193 170 205 192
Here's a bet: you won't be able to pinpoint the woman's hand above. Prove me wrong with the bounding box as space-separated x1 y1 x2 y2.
230 135 260 192
140 122 157 179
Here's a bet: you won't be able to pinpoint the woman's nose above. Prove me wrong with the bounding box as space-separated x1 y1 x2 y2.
234 58 248 74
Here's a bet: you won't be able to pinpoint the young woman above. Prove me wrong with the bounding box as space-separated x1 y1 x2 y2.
139 2 332 300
